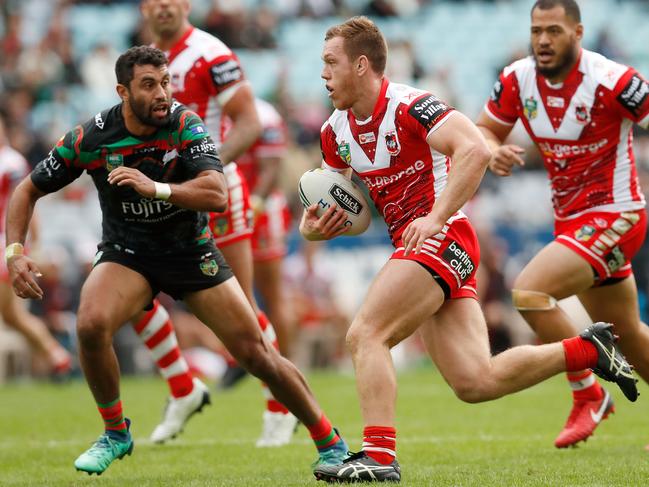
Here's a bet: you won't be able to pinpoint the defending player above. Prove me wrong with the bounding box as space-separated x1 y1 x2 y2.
301 17 638 483
4 46 347 476
138 0 297 446
476 0 649 448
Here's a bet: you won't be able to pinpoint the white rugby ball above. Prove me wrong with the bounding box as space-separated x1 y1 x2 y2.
298 168 371 236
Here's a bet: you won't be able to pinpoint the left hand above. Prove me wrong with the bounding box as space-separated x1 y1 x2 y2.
402 214 446 256
107 167 155 198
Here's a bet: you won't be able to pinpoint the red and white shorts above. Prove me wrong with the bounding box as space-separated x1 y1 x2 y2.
252 191 291 262
555 209 647 282
392 215 479 299
209 163 254 247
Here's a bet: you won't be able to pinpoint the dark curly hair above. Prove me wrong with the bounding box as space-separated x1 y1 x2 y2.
115 45 168 87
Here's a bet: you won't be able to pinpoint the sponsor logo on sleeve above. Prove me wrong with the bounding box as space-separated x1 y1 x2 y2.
408 94 450 131
328 184 362 215
190 124 206 135
490 79 504 107
441 240 475 282
617 74 649 116
94 112 104 129
210 59 243 87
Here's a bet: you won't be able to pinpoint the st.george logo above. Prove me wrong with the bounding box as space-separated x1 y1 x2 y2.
384 130 400 156
575 104 590 124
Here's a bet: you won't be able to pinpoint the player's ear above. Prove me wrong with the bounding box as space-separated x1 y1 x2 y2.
116 83 129 103
356 55 369 76
575 23 584 41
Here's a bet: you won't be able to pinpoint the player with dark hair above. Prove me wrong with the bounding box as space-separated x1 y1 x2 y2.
4 45 347 476
301 16 638 483
137 0 298 446
477 0 649 448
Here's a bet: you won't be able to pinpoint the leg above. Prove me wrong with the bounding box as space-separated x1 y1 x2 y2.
512 241 612 447
345 260 445 427
578 275 649 383
420 298 566 402
73 262 152 475
0 282 71 373
254 257 294 357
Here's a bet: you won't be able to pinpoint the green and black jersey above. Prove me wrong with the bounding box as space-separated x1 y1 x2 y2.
31 101 221 255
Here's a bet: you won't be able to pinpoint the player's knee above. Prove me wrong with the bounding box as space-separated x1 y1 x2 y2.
449 374 494 403
76 307 113 349
511 288 557 312
233 339 278 380
345 321 379 355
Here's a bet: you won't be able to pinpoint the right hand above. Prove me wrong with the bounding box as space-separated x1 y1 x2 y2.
7 255 44 299
489 144 525 177
299 203 350 241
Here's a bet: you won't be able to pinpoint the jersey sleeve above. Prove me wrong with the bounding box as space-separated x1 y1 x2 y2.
178 110 223 176
205 53 247 107
611 68 649 128
320 122 348 172
401 93 454 140
30 127 85 193
484 70 520 126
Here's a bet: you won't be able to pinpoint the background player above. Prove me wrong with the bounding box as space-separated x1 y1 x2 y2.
300 16 638 483
476 0 649 448
5 46 348 476
0 115 71 377
139 0 297 446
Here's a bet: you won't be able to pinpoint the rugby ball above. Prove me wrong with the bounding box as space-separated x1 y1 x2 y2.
298 168 371 236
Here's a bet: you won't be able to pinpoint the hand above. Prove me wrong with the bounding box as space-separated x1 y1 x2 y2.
489 144 525 177
7 255 44 299
107 167 156 197
299 203 350 241
402 214 446 256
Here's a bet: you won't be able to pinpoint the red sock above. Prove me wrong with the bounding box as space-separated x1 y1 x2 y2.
97 398 127 433
567 370 604 401
307 414 341 451
133 299 194 398
363 426 396 465
258 311 290 414
562 336 598 372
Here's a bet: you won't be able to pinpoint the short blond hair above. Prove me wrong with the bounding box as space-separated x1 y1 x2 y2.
325 16 387 75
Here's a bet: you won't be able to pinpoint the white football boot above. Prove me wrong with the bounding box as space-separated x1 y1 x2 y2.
150 378 211 443
256 410 299 447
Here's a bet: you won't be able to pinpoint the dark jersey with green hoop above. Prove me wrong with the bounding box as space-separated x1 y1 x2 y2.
31 101 221 254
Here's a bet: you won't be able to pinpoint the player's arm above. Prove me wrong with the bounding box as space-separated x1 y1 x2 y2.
108 168 227 212
299 165 353 241
6 137 83 299
475 111 524 177
220 86 262 165
402 112 491 255
611 68 649 130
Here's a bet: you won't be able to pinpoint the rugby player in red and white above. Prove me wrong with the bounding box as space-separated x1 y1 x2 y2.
304 17 638 484
0 115 72 376
139 0 298 448
477 0 649 449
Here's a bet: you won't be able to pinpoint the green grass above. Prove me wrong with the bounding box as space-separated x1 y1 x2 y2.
1 369 649 486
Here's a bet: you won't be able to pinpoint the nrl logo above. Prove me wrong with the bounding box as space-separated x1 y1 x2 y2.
524 97 538 120
106 153 123 172
338 141 351 164
329 184 362 215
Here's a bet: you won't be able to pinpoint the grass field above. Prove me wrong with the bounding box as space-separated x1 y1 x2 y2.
2 368 649 486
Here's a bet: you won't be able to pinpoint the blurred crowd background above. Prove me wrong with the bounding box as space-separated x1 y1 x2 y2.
1 0 649 384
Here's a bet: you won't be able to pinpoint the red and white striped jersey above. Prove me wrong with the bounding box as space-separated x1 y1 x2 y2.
162 27 248 149
485 49 649 220
234 98 288 193
321 79 455 243
0 145 29 236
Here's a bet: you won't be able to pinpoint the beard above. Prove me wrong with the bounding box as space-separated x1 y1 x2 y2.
129 95 171 128
532 44 578 80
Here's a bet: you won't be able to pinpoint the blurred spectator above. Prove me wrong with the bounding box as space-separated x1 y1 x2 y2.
80 43 119 96
284 241 348 369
